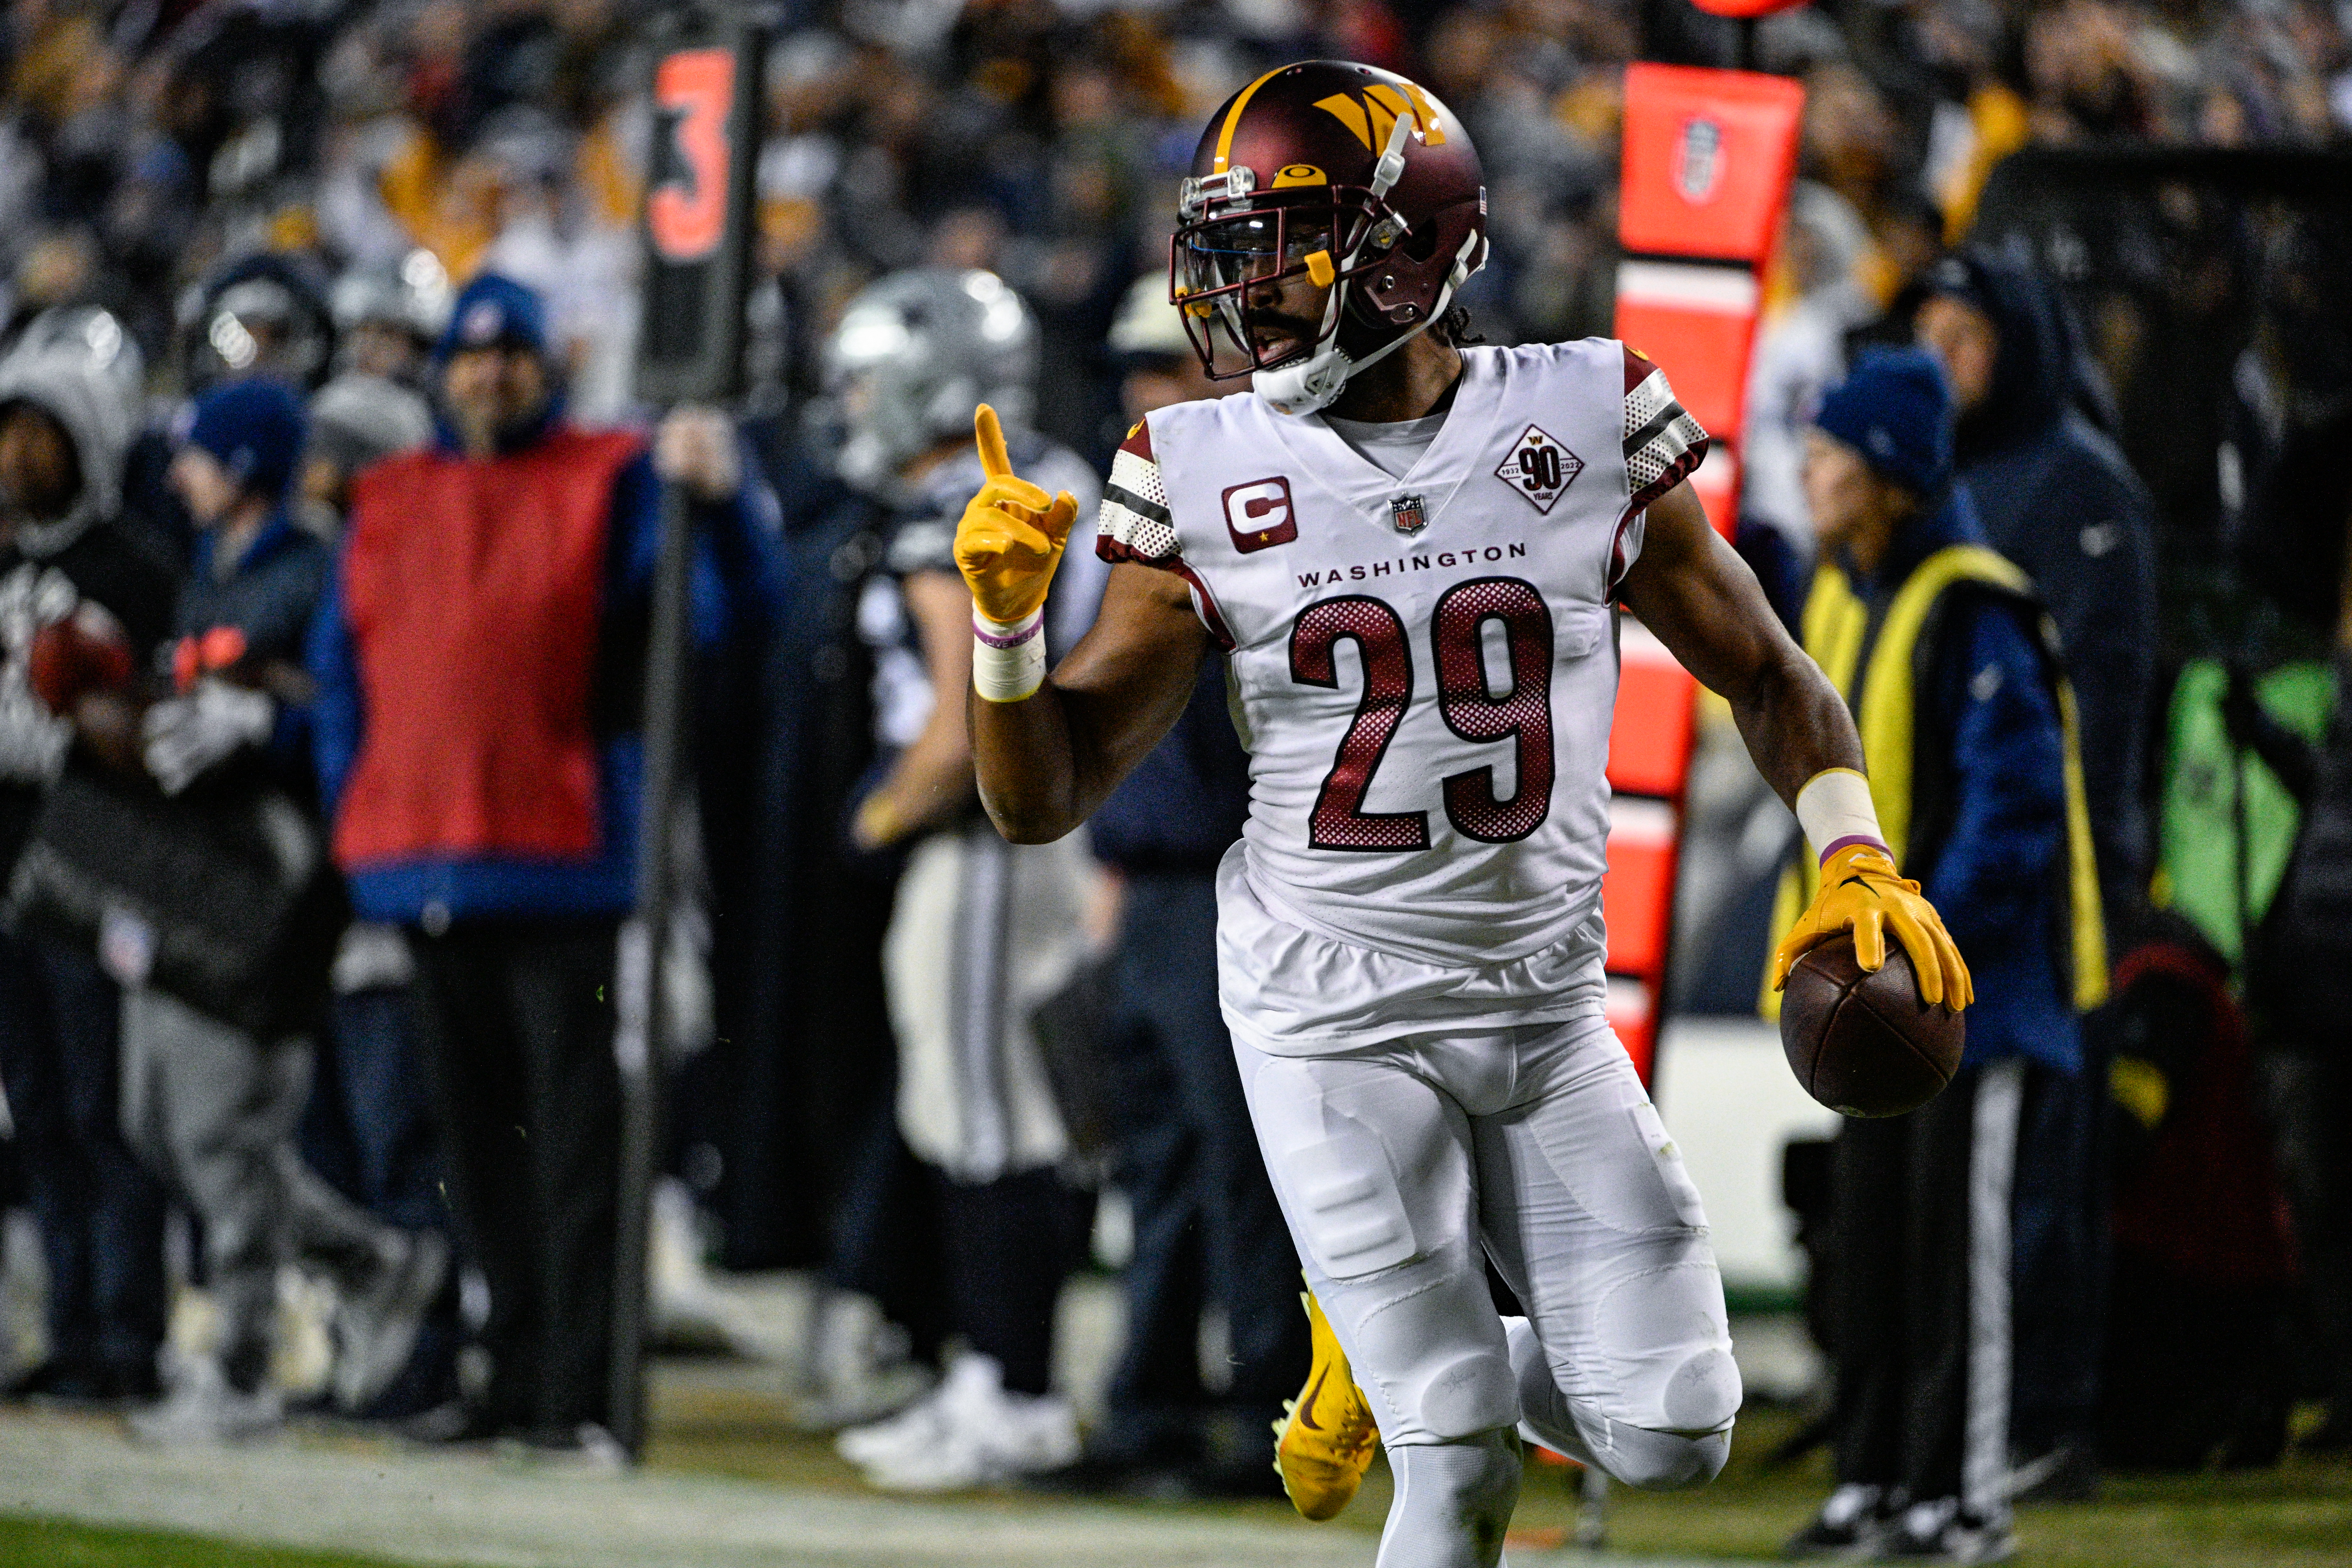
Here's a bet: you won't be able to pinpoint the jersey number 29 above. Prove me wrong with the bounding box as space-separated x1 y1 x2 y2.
1288 577 1557 851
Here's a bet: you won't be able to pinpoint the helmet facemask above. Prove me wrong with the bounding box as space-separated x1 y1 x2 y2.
1170 172 1404 384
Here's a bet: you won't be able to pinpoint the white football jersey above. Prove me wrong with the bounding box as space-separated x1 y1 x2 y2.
1096 340 1705 1050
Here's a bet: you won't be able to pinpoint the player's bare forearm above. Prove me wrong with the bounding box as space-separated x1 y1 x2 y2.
973 562 1210 843
1616 482 1863 808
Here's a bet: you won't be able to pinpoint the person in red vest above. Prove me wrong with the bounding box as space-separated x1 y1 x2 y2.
308 272 784 1453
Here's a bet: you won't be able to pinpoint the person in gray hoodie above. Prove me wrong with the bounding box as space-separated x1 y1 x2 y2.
118 378 447 1446
0 345 177 1406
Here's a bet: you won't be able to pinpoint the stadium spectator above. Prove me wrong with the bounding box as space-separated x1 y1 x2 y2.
0 342 174 1408
309 272 781 1452
291 262 454 1419
1917 248 2159 1494
119 378 446 1445
1917 249 2156 927
2247 634 2352 1451
1028 277 1302 1499
1779 349 2106 1562
303 370 433 516
1741 180 1881 618
825 269 1101 1492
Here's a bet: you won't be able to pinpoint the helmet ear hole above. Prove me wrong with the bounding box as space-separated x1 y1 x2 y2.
1401 221 1440 263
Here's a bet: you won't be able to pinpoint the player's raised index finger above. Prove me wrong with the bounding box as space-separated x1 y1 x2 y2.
974 404 1013 479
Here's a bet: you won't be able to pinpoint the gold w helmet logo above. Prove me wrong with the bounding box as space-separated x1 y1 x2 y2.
1314 83 1447 151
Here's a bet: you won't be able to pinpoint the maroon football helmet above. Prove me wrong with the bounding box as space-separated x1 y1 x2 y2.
1170 60 1488 413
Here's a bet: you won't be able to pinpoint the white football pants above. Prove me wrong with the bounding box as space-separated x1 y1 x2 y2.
1238 1014 1739 1562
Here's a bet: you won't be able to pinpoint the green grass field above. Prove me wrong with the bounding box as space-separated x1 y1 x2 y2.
0 1515 429 1567
1483 1410 2352 1567
6 1378 2348 1566
644 1374 2352 1567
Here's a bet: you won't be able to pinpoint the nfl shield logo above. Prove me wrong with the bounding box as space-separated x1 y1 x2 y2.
1389 493 1427 535
1674 116 1722 204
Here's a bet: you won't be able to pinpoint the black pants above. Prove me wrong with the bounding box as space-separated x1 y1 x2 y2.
410 918 620 1435
2009 1022 2109 1460
1829 1060 2030 1516
2267 1045 2352 1421
940 1165 1080 1396
1101 872 1308 1456
825 1116 1080 1395
828 1110 951 1365
0 933 166 1384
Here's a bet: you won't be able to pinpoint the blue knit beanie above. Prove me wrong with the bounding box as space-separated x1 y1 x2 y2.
1814 346 1954 498
435 273 548 364
186 378 307 503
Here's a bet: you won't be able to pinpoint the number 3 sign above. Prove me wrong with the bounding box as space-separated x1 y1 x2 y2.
649 49 734 263
637 12 763 404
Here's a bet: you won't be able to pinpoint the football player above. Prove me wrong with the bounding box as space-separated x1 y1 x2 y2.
956 61 1972 1564
823 268 1106 1491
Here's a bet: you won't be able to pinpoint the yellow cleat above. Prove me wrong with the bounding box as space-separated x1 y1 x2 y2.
1272 1290 1380 1521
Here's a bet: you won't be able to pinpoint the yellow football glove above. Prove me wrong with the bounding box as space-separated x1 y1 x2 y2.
954 404 1079 626
1771 842 1974 1011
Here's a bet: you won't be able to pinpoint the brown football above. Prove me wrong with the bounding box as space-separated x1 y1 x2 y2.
1779 934 1965 1118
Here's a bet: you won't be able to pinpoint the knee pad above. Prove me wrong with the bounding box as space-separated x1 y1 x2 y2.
1593 1260 1741 1432
1585 1416 1731 1491
1661 1343 1742 1433
1381 1432 1522 1568
1332 1246 1520 1443
1413 1340 1521 1442
1511 1315 1734 1488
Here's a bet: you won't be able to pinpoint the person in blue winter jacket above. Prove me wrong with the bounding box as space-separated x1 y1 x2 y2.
306 274 786 1451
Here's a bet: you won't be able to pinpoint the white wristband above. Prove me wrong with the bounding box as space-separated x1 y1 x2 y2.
971 610 1046 703
1795 768 1887 865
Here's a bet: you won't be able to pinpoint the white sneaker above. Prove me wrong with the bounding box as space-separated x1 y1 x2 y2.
130 1364 283 1446
1877 1496 2016 1564
836 1368 963 1469
797 1290 933 1433
334 1229 449 1413
852 1353 1078 1493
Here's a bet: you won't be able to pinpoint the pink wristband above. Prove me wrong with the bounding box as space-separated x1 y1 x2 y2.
1818 834 1889 866
972 611 1042 649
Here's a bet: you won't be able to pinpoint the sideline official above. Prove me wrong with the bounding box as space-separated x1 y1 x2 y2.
310 274 783 1451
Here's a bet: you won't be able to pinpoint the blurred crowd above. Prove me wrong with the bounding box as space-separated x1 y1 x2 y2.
0 0 2342 461
0 0 2342 1517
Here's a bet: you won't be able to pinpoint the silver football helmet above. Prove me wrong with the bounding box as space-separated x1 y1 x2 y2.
821 268 1037 493
12 306 144 399
329 250 455 346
